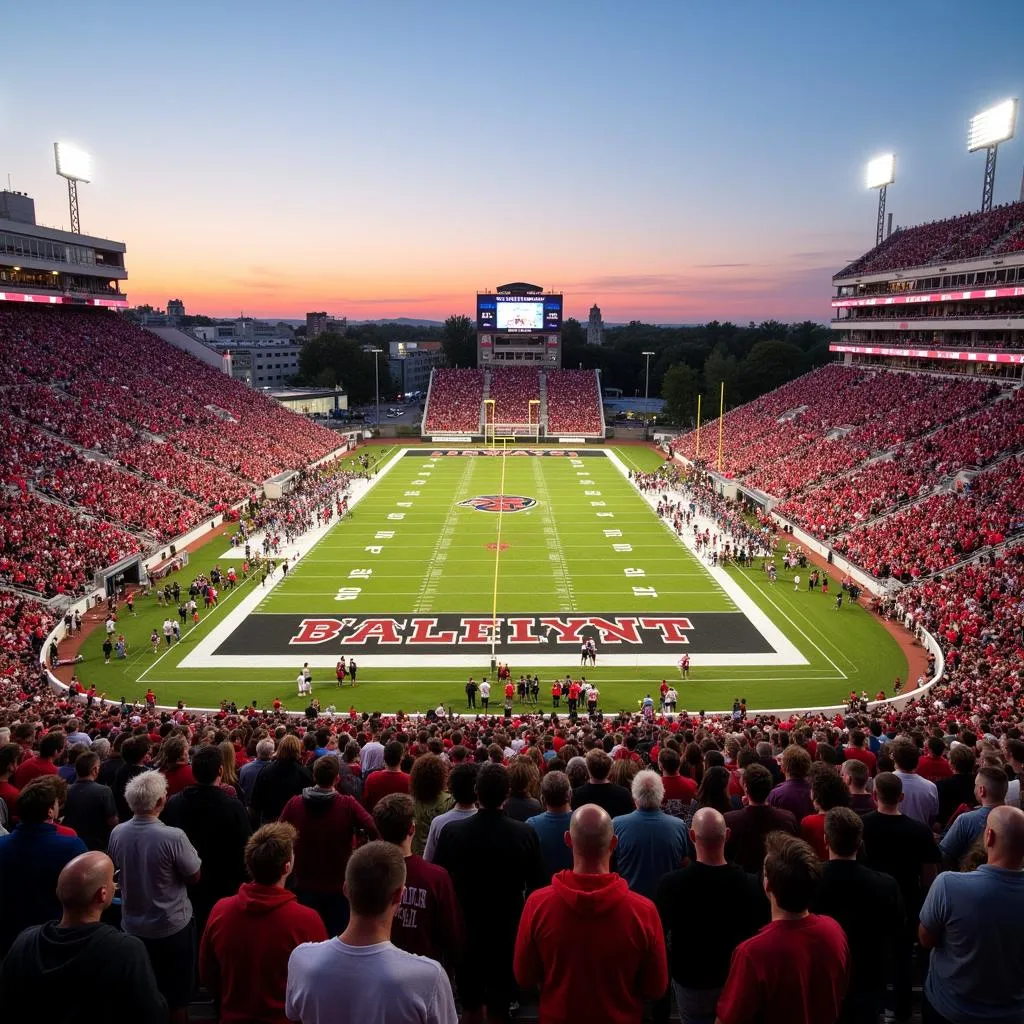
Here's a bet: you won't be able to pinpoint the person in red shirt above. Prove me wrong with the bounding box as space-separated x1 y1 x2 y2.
363 741 411 812
716 832 849 1024
658 748 697 811
279 755 377 934
200 821 327 1023
800 765 851 861
916 736 953 783
372 792 463 973
842 730 877 776
551 681 561 708
514 803 667 1024
567 681 581 714
13 732 64 790
158 735 196 797
0 743 22 824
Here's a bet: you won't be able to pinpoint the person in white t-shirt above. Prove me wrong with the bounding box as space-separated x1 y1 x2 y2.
286 841 457 1024
479 679 491 712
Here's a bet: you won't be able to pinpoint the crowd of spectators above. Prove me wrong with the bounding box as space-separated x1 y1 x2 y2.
545 370 603 435
837 200 1024 277
487 368 541 424
422 369 485 433
1 675 1024 1022
834 453 1024 580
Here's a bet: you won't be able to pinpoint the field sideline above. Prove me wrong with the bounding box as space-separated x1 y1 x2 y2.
73 445 907 714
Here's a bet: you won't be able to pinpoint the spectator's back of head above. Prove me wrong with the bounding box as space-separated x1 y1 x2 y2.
190 745 223 786
742 763 773 803
56 851 115 913
873 771 902 808
891 739 919 773
566 756 588 789
824 807 863 858
540 770 570 810
569 803 615 863
781 745 811 781
631 770 664 810
125 769 168 815
841 759 868 791
246 822 297 885
18 776 63 824
585 748 612 782
39 732 66 760
256 738 275 760
763 832 821 912
344 841 407 917
313 755 340 789
448 762 478 806
121 735 150 766
977 766 1009 805
74 751 99 780
373 792 415 844
476 762 509 810
383 740 404 768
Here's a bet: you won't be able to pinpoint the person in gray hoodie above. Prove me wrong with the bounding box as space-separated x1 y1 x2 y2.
0 851 167 1022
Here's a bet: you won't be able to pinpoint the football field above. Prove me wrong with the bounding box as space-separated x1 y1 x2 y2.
78 445 908 714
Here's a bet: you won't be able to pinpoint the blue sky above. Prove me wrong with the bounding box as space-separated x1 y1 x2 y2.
1 0 1022 321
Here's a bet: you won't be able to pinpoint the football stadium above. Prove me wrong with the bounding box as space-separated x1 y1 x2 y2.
2 12 1024 1024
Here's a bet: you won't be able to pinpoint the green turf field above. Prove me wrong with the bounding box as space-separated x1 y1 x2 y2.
74 445 909 715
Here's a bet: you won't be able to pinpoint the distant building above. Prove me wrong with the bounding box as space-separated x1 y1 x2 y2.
306 311 347 339
385 341 445 396
167 298 185 320
587 303 604 346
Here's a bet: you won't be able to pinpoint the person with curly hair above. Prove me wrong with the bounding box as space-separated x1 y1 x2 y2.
410 754 453 856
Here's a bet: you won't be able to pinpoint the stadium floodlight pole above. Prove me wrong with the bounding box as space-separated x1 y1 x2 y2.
370 348 382 435
968 99 1017 213
642 352 655 441
865 154 895 247
528 398 540 444
53 141 92 235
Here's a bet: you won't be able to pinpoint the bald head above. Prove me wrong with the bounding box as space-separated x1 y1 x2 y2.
569 804 615 864
692 807 727 843
56 852 116 914
986 805 1024 869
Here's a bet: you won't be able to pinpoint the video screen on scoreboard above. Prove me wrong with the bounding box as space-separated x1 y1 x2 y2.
477 294 563 334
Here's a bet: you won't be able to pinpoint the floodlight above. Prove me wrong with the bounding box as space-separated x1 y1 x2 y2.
865 154 895 190
54 142 92 182
968 99 1017 152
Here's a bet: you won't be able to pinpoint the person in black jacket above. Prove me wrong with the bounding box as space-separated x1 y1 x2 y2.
162 745 251 935
249 735 314 825
112 736 151 823
814 807 904 1024
435 762 546 1021
569 749 635 818
0 850 167 1022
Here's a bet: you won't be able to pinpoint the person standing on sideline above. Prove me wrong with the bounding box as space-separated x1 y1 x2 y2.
107 771 201 1024
465 677 478 710
919 805 1024 1024
479 677 490 711
656 808 768 1024
285 842 458 1024
0 852 167 1023
526 770 575 882
199 823 326 1024
715 833 849 1024
514 803 668 1024
612 771 691 900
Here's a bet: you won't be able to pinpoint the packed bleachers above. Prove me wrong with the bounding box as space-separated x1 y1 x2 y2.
836 200 1024 277
422 368 484 433
0 304 346 595
545 369 603 435
487 367 541 423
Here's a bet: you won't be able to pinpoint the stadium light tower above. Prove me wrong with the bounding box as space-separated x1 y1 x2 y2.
54 142 92 234
968 98 1018 213
370 348 382 434
642 351 655 441
866 154 895 247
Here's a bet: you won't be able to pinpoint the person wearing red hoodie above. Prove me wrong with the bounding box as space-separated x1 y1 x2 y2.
279 755 377 934
200 822 327 1024
513 803 668 1024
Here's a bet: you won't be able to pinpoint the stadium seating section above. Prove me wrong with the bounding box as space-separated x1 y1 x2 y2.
0 305 342 596
545 370 603 435
422 368 485 433
836 200 1024 277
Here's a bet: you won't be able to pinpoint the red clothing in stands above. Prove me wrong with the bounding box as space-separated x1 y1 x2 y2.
199 882 327 1023
12 756 57 789
391 854 463 969
661 775 697 804
800 814 827 861
279 789 377 893
842 746 877 775
161 762 196 796
362 770 411 811
514 870 667 1024
0 780 20 822
916 754 953 783
716 915 849 1024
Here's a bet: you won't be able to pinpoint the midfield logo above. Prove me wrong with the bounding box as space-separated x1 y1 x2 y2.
457 495 537 513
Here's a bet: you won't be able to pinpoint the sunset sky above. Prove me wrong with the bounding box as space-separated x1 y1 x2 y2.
3 0 1023 324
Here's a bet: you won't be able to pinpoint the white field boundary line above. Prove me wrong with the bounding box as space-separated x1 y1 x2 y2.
603 450 808 667
178 446 408 669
